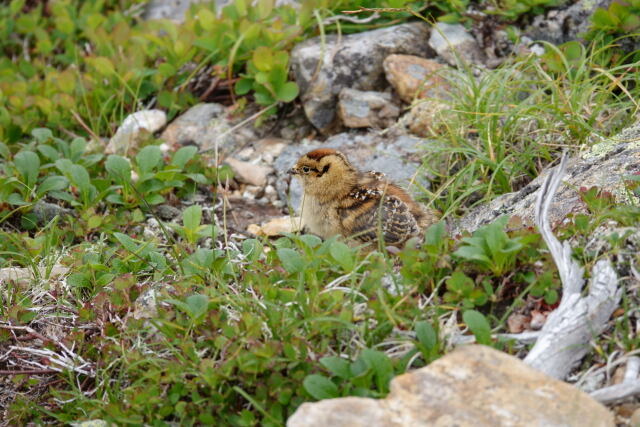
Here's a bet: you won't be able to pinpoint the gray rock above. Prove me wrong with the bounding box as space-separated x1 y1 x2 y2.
144 0 228 21
291 22 433 133
225 157 273 187
428 22 485 66
144 0 301 22
106 110 167 155
338 89 400 129
33 200 73 223
160 103 245 155
154 204 182 220
524 0 612 45
274 132 431 212
452 121 640 236
287 345 614 427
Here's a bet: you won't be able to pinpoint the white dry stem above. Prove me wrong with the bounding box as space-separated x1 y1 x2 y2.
523 152 621 380
9 343 94 376
590 357 640 404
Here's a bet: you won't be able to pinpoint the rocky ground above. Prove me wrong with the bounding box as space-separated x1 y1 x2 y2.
3 0 640 425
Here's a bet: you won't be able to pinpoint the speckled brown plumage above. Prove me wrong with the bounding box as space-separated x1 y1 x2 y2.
289 148 437 250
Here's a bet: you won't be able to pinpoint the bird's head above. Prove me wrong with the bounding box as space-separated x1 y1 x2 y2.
289 148 356 198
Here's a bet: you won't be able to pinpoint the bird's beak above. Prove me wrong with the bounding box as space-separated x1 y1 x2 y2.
288 168 298 175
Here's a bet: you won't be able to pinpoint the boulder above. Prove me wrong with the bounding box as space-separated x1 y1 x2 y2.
338 89 400 129
383 54 450 103
291 22 433 133
428 23 485 66
452 121 640 235
287 345 614 427
524 0 613 46
224 157 274 187
160 103 230 152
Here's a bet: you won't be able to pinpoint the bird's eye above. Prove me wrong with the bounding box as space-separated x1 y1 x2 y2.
302 166 311 173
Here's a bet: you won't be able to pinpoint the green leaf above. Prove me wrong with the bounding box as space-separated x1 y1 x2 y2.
69 164 91 193
197 8 216 31
0 142 9 160
31 127 52 142
446 271 475 294
257 0 274 19
329 240 354 271
14 151 40 188
89 56 115 76
171 146 198 169
136 145 162 174
105 155 132 183
185 294 209 320
297 234 322 248
113 232 139 253
320 356 351 380
591 8 616 28
242 239 262 263
69 137 86 161
415 320 436 351
252 46 274 72
144 193 165 205
235 78 253 95
303 375 339 400
463 310 492 345
7 192 28 205
277 248 305 273
622 13 640 31
424 221 445 247
37 176 68 197
235 0 248 17
276 81 299 102
183 205 202 231
360 349 393 393
37 145 60 161
452 245 491 265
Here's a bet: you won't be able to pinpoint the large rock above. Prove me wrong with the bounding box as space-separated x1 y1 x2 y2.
398 100 449 137
287 345 614 427
291 22 433 133
383 54 451 103
524 0 613 46
224 157 273 187
144 0 301 21
452 121 640 235
160 103 258 156
160 103 228 151
274 132 430 212
428 22 485 66
106 109 167 155
337 89 400 129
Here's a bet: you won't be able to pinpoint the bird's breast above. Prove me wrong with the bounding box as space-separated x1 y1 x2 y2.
300 195 339 239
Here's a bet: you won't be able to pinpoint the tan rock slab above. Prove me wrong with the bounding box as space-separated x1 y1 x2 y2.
383 54 450 103
225 157 274 187
247 216 301 237
338 88 400 129
287 345 613 427
0 265 69 285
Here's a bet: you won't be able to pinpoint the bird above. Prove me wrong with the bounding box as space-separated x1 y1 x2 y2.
288 148 436 251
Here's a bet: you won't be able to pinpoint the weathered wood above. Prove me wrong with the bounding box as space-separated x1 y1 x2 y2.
590 357 640 404
523 152 621 380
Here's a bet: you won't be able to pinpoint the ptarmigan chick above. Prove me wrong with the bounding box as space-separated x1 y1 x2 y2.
289 148 436 250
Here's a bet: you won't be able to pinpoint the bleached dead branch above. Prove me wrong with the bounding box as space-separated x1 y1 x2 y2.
523 152 621 380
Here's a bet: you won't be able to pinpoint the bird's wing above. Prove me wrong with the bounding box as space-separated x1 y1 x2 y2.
345 188 420 246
